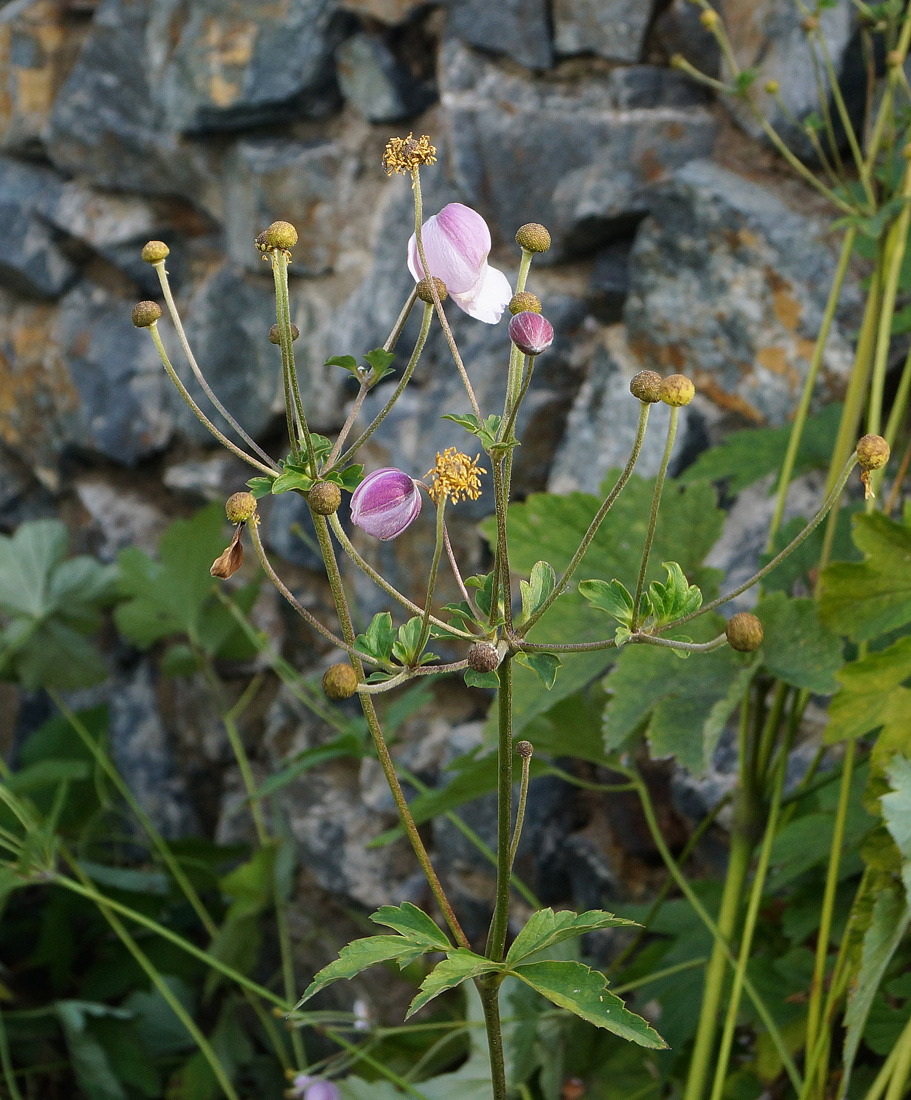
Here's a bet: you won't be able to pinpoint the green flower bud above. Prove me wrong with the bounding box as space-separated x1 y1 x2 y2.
131 300 162 328
322 663 358 700
141 240 170 263
764 79 779 94
308 482 342 515
856 434 890 472
726 612 763 653
700 8 719 28
509 291 541 315
225 491 257 524
630 370 662 403
659 374 695 407
515 740 534 759
416 276 447 304
269 323 299 345
256 220 298 252
467 642 499 673
515 223 551 253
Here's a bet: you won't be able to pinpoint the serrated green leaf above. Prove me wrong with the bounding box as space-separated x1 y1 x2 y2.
363 348 395 375
520 561 556 623
441 413 483 434
334 465 364 492
754 592 843 693
465 668 499 689
818 512 911 641
370 902 453 949
505 908 640 966
578 578 635 626
0 518 67 618
514 651 561 689
827 638 911 743
392 615 423 665
510 960 666 1048
355 612 396 663
297 936 430 1007
246 476 275 499
271 462 314 495
406 950 501 1018
646 562 703 625
882 756 911 865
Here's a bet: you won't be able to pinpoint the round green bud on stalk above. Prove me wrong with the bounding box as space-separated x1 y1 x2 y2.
630 370 662 403
131 300 162 328
269 323 299 345
141 240 170 263
670 53 686 69
416 276 447 304
659 373 695 407
308 482 342 515
764 79 779 94
509 291 541 315
225 491 257 524
856 434 890 471
700 8 719 28
322 663 358 700
515 223 551 253
467 642 499 674
726 612 764 653
256 220 298 252
888 49 905 68
515 740 534 759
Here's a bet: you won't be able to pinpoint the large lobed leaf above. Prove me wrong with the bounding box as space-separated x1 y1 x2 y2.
505 908 640 967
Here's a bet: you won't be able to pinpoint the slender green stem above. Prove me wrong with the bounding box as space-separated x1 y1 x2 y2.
635 632 727 654
766 227 856 549
147 325 275 475
805 740 855 1071
883 995 911 1100
0 1010 23 1100
153 260 277 469
479 984 508 1100
509 746 532 867
327 513 475 640
632 407 678 629
337 302 434 467
384 287 418 352
500 355 535 448
613 958 710 998
816 31 872 203
861 1013 911 1100
486 658 514 964
884 340 911 450
416 496 447 658
410 169 482 419
324 1026 435 1100
326 382 369 468
271 249 317 473
520 401 651 636
491 459 514 633
311 513 469 949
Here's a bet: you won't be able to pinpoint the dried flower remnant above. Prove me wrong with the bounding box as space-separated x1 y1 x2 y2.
212 492 257 578
350 467 422 540
407 203 512 324
383 132 437 176
426 448 486 505
856 433 890 500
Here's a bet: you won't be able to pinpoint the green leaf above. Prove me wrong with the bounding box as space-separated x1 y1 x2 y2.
392 615 424 665
406 949 501 1018
334 464 365 493
578 578 635 626
271 461 314 495
754 592 843 693
882 756 911 866
247 475 274 499
0 518 67 618
505 908 640 966
464 669 499 689
514 651 561 689
355 612 396 663
520 561 556 624
298 936 432 1006
55 1001 133 1100
326 354 358 373
826 638 911 743
363 347 396 383
818 511 911 641
510 960 666 1048
681 403 841 494
645 562 703 625
370 902 453 949
253 733 365 799
603 615 756 774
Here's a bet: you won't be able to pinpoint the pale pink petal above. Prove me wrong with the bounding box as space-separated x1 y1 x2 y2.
407 203 494 295
452 262 512 324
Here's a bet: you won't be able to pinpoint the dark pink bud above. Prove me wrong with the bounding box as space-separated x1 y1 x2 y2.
508 311 554 356
350 467 422 540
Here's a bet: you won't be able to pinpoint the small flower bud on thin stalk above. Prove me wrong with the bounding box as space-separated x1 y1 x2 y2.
141 240 169 263
509 291 541 315
256 220 298 252
416 276 447 304
131 301 162 328
660 374 696 407
350 467 422 540
225 491 257 524
630 370 662 403
509 737 534 865
700 8 719 29
468 642 499 673
322 663 358 700
726 612 764 652
515 223 551 253
269 323 299 344
308 482 342 515
515 740 533 759
508 311 554 356
857 433 890 500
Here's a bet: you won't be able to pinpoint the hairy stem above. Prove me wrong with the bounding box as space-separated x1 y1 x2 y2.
632 406 679 629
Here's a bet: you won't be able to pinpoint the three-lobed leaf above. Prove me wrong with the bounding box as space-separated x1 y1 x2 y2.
370 902 452 949
406 950 501 1018
505 908 640 966
519 561 556 623
645 562 702 625
355 612 396 663
298 936 431 1006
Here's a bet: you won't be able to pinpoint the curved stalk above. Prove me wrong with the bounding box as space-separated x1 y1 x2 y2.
632 407 679 629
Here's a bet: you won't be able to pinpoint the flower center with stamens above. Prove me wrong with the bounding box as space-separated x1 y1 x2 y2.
426 448 486 505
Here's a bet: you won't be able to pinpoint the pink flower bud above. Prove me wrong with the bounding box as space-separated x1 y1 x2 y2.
508 311 554 356
289 1076 341 1100
407 203 512 325
350 467 422 540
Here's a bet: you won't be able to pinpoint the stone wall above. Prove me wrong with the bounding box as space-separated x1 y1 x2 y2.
0 0 865 922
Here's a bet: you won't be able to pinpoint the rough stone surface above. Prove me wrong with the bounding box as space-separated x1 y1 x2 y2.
553 0 652 63
75 478 167 563
589 239 634 324
624 159 860 426
440 40 718 257
0 156 76 297
147 0 346 133
442 0 553 72
654 0 722 78
335 31 434 122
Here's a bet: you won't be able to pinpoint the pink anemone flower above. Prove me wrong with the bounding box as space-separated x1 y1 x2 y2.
407 203 512 324
350 467 422 540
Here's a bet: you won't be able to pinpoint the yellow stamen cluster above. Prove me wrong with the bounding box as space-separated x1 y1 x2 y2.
426 448 486 505
383 133 437 176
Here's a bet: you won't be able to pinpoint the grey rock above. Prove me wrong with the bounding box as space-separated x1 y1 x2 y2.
0 157 76 297
58 282 176 465
654 0 721 78
442 0 553 71
224 138 354 276
163 453 250 500
440 40 718 257
177 262 281 444
549 326 710 495
262 489 331 573
624 160 860 425
589 239 633 324
75 478 167 563
335 32 434 122
148 0 346 134
553 0 652 63
338 0 423 23
720 0 861 154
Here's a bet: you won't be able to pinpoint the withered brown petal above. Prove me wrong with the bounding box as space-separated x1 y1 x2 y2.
210 527 244 578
